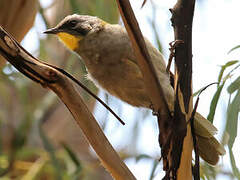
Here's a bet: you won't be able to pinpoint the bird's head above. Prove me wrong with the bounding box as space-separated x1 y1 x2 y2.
44 14 106 50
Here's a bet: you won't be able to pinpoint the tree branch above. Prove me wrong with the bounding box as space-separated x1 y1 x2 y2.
115 0 173 176
0 26 136 180
170 0 196 179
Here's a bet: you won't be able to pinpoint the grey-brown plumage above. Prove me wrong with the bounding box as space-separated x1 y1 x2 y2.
77 22 174 108
44 14 225 165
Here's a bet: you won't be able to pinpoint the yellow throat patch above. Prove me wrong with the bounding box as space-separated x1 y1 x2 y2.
57 32 82 50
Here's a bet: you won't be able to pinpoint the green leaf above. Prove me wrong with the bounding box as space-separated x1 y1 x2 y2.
227 76 240 94
226 90 240 147
149 160 158 180
207 83 225 123
68 0 81 14
228 146 240 178
38 121 63 180
135 154 152 162
228 45 240 54
12 116 32 149
217 60 238 84
62 143 83 179
62 143 81 168
224 90 240 179
68 0 119 24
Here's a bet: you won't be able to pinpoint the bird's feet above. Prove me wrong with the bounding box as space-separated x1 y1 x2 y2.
166 40 184 73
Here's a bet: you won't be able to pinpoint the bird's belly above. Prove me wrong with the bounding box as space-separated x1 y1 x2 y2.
86 61 151 107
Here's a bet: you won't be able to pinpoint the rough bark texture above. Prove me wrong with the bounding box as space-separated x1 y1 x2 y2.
116 0 196 179
170 0 196 179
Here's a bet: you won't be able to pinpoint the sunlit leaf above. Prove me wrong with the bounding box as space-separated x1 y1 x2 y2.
21 156 46 180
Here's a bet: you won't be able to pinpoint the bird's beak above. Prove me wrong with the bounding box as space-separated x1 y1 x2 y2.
44 27 61 34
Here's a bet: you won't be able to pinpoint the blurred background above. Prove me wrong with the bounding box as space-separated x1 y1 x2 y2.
0 0 239 179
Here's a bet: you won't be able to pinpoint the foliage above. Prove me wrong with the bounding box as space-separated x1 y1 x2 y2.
201 54 240 179
0 0 240 179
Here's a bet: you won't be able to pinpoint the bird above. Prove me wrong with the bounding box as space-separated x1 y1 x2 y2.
44 14 225 165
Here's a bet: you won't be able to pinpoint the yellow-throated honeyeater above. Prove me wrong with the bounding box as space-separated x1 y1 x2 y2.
44 14 225 165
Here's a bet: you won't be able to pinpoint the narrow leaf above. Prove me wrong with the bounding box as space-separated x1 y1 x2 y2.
38 122 63 180
149 160 158 180
228 146 240 178
193 82 218 97
226 90 240 147
135 154 151 162
207 83 225 123
228 45 240 54
217 60 238 84
227 76 240 94
62 143 81 168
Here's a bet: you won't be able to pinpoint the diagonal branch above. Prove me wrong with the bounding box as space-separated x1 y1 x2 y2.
115 1 173 173
115 0 171 121
0 26 136 180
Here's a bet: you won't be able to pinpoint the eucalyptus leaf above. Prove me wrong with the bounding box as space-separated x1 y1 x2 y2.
227 76 240 94
226 90 240 147
207 83 225 123
62 143 81 168
135 154 152 162
224 90 240 179
149 160 158 180
228 146 240 178
217 60 238 84
228 45 240 54
39 122 63 180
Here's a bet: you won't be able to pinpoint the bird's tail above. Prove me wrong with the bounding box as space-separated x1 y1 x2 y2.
194 112 226 165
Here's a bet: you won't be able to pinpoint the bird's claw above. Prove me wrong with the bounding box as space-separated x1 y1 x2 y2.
166 40 184 73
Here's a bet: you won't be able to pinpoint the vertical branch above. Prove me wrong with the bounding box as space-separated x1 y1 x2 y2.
115 0 197 179
170 0 196 179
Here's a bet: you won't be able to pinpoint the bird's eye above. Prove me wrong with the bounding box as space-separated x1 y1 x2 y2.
69 20 77 27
